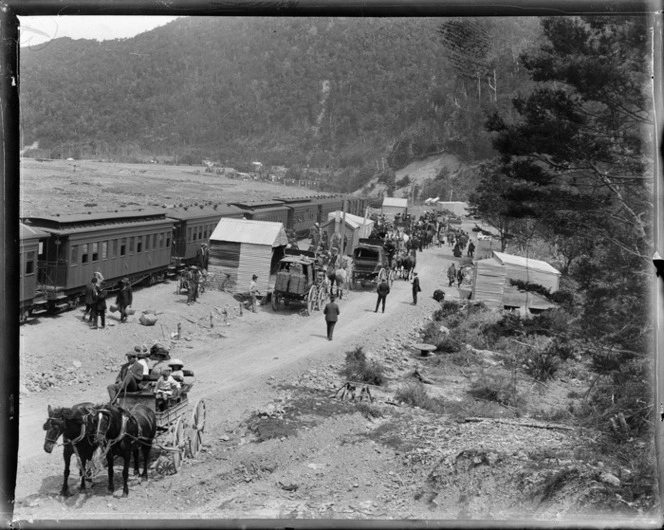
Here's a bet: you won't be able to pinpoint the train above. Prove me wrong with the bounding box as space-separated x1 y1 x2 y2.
19 194 368 322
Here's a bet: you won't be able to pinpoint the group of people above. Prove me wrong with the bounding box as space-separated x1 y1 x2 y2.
83 273 133 329
107 345 187 412
322 272 422 341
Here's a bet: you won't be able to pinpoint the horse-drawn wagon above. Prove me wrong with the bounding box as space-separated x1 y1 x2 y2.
115 371 206 473
351 238 395 289
271 251 328 315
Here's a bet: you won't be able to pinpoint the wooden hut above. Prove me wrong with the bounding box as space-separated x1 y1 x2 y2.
208 218 288 294
471 251 561 312
321 211 374 255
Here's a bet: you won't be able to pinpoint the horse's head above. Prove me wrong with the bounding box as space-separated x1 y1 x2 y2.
43 405 65 453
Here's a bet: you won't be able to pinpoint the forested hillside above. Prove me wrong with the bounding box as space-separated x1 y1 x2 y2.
20 16 540 190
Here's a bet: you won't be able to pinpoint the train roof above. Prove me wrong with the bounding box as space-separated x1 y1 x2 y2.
228 199 285 209
22 210 172 235
273 197 313 205
23 209 166 225
164 204 245 220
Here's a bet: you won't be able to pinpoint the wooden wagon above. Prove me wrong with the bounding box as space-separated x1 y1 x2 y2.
270 252 328 316
351 238 395 289
116 371 206 473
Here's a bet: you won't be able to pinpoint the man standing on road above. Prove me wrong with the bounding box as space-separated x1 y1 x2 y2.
115 277 133 323
411 272 422 305
84 276 97 322
323 294 340 341
249 274 260 313
374 278 390 313
447 263 457 287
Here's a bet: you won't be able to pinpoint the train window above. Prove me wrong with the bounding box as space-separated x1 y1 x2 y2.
101 242 108 260
137 236 143 253
145 235 150 251
25 251 35 275
129 237 135 253
198 227 203 240
153 233 157 249
166 233 171 247
71 245 78 264
92 243 98 262
204 228 208 239
188 228 192 241
81 244 89 264
159 233 164 248
120 239 126 256
111 239 117 258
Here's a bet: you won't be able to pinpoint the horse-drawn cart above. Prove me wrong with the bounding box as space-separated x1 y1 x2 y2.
116 372 205 472
271 252 328 315
351 238 394 289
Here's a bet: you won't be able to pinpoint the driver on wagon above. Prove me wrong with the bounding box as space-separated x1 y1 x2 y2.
107 350 144 402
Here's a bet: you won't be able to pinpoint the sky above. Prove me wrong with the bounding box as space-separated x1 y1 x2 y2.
18 16 180 47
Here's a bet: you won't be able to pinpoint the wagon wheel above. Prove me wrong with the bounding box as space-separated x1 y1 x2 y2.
306 285 316 316
317 284 328 309
271 292 279 311
171 418 185 473
188 399 206 458
388 269 396 287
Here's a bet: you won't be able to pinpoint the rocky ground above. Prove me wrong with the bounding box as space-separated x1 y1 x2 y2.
11 159 658 526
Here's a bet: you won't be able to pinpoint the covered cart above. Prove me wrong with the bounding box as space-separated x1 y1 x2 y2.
351 238 394 289
271 251 328 315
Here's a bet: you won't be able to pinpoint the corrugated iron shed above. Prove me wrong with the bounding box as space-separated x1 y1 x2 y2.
208 218 288 293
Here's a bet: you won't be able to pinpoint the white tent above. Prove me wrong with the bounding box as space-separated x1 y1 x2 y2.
208 218 288 293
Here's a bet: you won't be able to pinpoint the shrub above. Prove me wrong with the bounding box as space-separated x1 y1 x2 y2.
394 383 443 413
356 402 384 420
469 372 523 408
524 350 560 382
340 346 385 386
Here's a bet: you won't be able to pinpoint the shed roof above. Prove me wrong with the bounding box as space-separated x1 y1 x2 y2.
382 197 408 208
210 218 288 247
325 211 373 230
20 222 50 240
493 251 561 276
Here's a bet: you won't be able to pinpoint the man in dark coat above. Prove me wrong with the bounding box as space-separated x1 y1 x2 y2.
84 276 97 322
92 284 107 329
107 351 144 402
374 278 390 313
115 277 133 323
323 295 340 341
411 272 422 305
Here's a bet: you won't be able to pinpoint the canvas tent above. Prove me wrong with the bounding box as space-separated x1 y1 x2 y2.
437 201 468 217
381 197 408 218
471 251 561 312
321 211 374 255
208 218 288 293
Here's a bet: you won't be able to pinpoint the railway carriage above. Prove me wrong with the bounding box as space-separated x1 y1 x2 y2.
274 197 319 238
22 210 175 311
19 223 50 322
229 200 290 226
315 196 346 225
166 204 245 269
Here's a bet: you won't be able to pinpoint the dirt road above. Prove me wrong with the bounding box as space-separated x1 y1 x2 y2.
14 239 451 520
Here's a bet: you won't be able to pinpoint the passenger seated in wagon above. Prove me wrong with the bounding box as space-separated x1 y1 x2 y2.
154 367 181 412
168 359 185 383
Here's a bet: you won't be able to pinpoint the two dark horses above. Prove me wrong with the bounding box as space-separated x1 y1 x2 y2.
43 402 156 497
